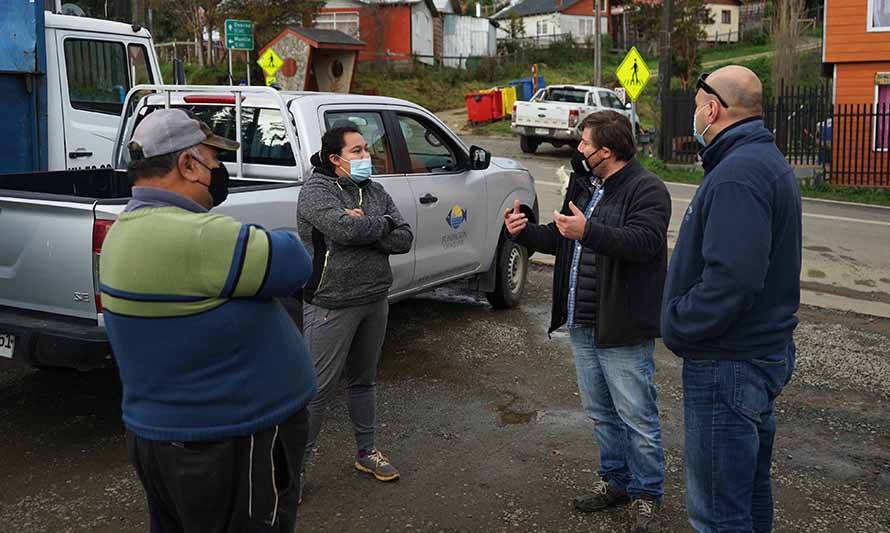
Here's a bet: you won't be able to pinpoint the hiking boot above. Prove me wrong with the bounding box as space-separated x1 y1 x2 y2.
573 479 630 513
354 449 400 482
628 497 662 533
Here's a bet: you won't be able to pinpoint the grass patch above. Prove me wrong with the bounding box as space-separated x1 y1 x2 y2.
467 119 514 137
799 183 890 206
640 156 890 206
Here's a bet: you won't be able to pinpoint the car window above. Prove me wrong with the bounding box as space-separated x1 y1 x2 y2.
128 44 154 86
599 91 624 110
64 39 130 115
137 105 296 166
324 111 395 175
544 88 588 104
396 114 461 174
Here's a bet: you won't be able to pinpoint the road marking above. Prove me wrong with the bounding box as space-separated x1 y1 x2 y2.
670 197 890 227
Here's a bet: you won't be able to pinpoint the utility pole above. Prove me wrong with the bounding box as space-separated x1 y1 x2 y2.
657 0 673 160
594 0 602 86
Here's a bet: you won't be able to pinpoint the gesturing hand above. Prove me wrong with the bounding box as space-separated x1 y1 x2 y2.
553 201 587 241
503 199 527 237
344 208 365 218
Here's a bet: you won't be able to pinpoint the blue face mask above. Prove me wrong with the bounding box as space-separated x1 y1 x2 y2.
693 105 712 147
346 158 373 182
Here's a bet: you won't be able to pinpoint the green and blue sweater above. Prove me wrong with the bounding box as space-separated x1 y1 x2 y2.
100 187 317 441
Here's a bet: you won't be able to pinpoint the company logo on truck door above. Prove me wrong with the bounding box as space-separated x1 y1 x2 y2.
446 205 467 230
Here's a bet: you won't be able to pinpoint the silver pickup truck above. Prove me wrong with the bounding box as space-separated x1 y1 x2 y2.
0 86 539 370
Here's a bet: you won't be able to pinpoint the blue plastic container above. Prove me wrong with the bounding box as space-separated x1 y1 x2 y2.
509 76 547 101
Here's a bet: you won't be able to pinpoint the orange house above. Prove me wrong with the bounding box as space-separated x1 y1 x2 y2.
823 0 890 185
316 0 447 64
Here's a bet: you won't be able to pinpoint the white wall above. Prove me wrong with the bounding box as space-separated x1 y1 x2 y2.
703 4 740 42
443 15 496 68
559 14 608 40
412 2 435 64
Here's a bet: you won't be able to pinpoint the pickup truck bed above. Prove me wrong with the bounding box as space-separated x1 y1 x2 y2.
0 169 298 370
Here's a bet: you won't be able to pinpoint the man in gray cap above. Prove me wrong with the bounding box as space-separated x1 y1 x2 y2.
100 108 318 532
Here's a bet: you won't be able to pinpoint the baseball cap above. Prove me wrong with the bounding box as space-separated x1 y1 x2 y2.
128 108 239 160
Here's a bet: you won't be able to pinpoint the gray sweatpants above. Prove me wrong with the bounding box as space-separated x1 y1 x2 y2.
302 297 388 464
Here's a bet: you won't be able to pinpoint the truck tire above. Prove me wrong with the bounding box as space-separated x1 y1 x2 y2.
486 236 529 309
520 135 539 154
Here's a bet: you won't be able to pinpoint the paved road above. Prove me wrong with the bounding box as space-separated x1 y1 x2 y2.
462 134 890 318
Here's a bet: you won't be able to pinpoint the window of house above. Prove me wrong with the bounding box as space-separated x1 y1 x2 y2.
876 83 890 151
868 0 890 31
722 10 732 24
314 12 361 39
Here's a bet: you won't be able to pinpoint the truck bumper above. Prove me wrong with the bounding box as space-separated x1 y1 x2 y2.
0 306 112 370
511 125 580 142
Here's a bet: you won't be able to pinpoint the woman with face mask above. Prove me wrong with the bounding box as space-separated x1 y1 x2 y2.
296 125 414 500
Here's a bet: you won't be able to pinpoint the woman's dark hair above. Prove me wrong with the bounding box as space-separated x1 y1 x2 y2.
310 124 362 175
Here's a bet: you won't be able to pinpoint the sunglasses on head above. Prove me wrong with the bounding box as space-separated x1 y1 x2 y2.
696 73 729 109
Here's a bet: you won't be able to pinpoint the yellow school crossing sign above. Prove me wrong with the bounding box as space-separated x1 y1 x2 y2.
615 47 650 102
257 48 284 77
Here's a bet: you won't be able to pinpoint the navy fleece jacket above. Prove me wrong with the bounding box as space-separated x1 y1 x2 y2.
661 118 802 360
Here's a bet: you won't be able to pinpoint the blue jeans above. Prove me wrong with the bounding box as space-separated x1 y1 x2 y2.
568 326 665 499
682 343 796 533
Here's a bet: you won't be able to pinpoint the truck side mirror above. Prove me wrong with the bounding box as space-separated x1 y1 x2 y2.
469 146 491 170
625 101 632 110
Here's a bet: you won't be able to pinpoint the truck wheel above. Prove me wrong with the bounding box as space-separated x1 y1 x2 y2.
520 135 539 154
486 237 529 309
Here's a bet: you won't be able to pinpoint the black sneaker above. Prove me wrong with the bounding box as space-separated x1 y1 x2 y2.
573 479 630 513
628 497 662 533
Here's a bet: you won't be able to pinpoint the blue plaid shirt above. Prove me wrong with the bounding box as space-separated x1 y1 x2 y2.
567 179 604 328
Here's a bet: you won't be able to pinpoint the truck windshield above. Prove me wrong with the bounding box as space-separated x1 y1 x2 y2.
139 105 296 167
542 88 588 104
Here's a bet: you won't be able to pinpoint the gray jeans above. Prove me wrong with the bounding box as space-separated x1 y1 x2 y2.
302 297 388 464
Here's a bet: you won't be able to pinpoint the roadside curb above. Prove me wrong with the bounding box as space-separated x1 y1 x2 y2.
529 255 890 319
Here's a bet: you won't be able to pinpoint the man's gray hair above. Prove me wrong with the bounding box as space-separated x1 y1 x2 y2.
127 145 203 182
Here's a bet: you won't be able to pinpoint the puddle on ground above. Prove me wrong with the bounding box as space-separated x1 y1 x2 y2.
492 394 538 426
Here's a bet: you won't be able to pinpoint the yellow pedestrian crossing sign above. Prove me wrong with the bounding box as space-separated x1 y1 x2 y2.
257 48 284 77
615 47 650 102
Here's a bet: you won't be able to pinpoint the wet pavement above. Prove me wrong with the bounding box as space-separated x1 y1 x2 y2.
1 266 889 532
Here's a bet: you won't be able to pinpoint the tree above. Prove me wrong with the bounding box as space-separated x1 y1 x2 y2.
773 0 805 91
627 0 713 89
220 0 323 48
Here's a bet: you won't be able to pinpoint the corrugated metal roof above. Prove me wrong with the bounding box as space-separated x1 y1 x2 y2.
493 0 584 19
290 27 366 46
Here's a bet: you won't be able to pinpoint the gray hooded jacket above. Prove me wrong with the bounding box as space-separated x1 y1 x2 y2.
297 170 413 308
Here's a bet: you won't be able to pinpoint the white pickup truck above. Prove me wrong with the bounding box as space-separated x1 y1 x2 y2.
0 86 539 371
511 84 641 154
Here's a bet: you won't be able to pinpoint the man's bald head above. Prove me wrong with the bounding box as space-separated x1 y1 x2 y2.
706 65 763 117
693 65 765 146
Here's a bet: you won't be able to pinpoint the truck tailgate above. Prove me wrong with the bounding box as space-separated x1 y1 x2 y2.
514 101 574 130
0 197 102 320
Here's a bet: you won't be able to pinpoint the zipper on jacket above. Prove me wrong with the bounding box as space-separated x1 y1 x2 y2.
316 250 331 292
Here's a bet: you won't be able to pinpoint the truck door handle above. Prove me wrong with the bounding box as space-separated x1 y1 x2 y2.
419 193 438 205
69 150 93 159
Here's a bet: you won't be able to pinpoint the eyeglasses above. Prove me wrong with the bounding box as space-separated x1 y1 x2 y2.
696 73 729 109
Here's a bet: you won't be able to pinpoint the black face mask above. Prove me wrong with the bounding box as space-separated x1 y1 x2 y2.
571 151 592 177
193 157 230 207
583 148 606 175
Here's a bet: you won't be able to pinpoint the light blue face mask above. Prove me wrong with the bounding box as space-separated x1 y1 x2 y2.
693 105 712 147
346 158 373 182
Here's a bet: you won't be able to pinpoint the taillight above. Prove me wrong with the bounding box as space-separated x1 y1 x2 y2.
568 109 580 128
93 219 114 312
93 219 114 253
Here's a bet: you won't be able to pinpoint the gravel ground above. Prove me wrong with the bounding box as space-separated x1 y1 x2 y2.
0 265 889 532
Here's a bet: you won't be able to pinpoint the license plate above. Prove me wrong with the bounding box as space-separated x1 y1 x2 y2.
0 334 14 359
534 128 550 135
